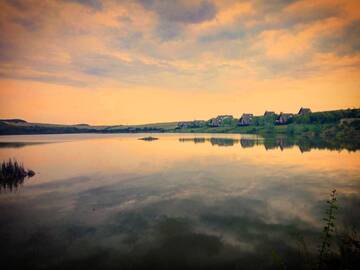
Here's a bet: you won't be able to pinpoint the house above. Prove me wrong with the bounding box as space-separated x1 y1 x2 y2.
177 120 205 129
276 113 293 125
177 121 192 129
208 115 233 127
238 114 253 126
298 107 311 115
264 111 276 117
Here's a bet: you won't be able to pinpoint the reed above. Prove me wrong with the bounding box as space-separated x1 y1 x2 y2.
318 189 338 269
274 189 360 269
0 159 35 191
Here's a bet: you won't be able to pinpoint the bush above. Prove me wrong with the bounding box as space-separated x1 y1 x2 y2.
0 159 35 191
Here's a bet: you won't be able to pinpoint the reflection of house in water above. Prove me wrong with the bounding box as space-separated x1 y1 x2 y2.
263 137 278 150
276 137 294 151
263 135 360 152
263 137 294 151
180 135 359 152
179 137 264 148
238 114 253 126
298 144 311 153
179 137 239 147
240 138 256 148
209 138 238 146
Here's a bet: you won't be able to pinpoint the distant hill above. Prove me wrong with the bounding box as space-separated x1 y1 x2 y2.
0 119 173 135
0 119 27 123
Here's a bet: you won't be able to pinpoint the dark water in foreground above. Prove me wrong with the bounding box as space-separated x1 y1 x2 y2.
0 134 359 269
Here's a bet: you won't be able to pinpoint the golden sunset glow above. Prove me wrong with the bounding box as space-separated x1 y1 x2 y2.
0 0 359 124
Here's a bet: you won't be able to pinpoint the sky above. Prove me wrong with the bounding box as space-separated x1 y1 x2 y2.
0 0 359 125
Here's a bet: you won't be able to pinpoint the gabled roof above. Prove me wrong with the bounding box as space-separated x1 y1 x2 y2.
238 113 253 125
278 113 293 118
264 111 276 116
241 113 253 118
276 113 293 124
216 115 233 119
298 107 311 114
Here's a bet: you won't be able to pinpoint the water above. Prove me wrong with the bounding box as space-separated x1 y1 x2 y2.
0 133 359 269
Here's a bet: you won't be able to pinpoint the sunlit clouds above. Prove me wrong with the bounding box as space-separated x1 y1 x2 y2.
0 0 359 124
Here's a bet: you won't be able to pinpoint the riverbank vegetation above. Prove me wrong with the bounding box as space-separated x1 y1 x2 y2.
175 109 360 145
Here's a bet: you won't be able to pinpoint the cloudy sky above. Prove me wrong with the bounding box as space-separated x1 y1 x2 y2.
0 0 359 124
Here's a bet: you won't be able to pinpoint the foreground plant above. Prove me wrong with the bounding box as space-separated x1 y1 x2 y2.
0 159 35 191
276 189 359 270
318 189 338 269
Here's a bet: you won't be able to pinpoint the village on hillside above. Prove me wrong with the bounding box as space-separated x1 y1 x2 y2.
176 107 312 129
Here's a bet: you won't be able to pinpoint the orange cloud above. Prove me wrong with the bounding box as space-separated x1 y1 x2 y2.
0 0 359 124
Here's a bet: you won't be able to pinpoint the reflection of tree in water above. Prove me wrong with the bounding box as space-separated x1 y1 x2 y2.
265 137 294 151
179 137 239 146
209 138 238 147
263 136 360 152
179 137 260 147
0 159 35 192
240 138 256 148
179 138 206 144
0 142 49 149
1 190 359 269
179 135 360 152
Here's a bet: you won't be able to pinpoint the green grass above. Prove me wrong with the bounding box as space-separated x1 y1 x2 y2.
174 124 323 136
1 108 359 135
125 121 179 130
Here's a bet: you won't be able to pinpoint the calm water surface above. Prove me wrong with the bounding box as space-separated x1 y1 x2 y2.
0 133 359 269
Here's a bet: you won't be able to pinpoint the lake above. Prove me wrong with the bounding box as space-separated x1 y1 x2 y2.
0 133 359 269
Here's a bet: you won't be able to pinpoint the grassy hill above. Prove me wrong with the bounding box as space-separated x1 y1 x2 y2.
1 109 359 139
0 119 177 135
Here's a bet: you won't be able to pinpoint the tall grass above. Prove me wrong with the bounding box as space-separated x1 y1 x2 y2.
318 189 338 269
0 159 35 191
316 189 360 269
273 189 360 270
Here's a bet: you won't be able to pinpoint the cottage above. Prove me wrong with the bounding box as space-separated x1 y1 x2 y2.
276 113 293 125
177 121 192 129
177 120 205 129
264 111 276 117
208 115 233 127
298 107 311 115
238 114 253 126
